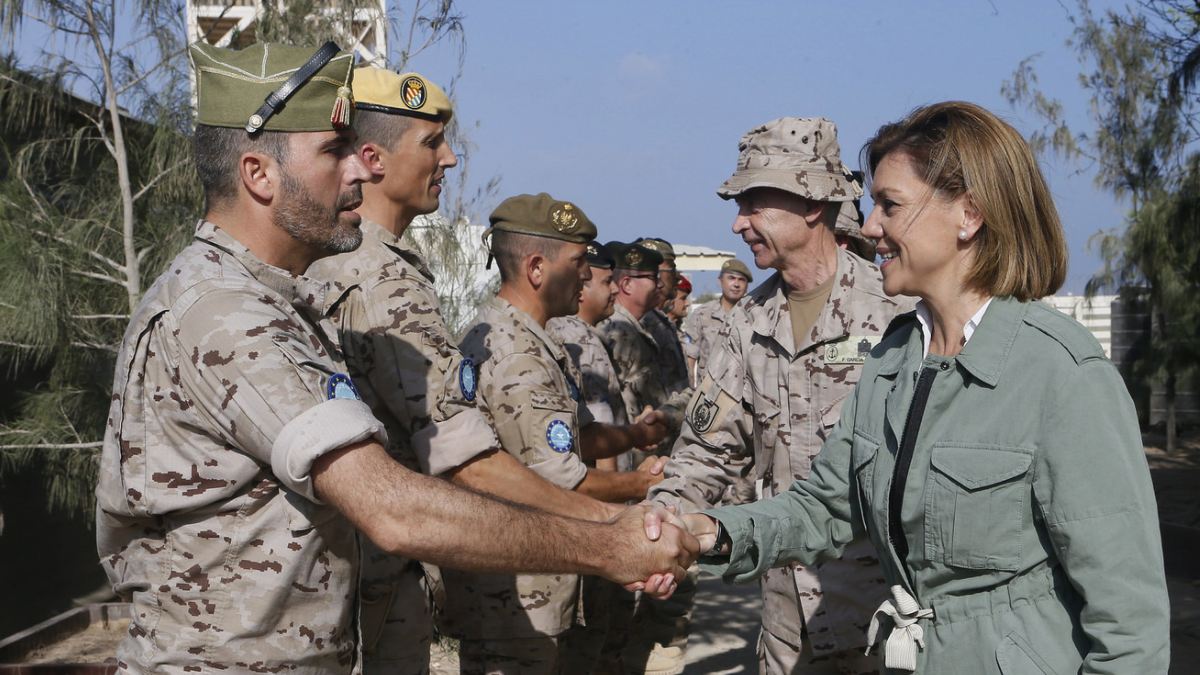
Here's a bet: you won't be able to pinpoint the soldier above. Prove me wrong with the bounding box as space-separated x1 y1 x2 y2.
634 238 690 395
445 194 675 675
666 275 691 328
309 69 642 673
95 43 695 675
683 258 751 382
648 117 914 675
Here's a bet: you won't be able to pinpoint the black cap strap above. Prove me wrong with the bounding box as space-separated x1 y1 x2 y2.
245 41 341 133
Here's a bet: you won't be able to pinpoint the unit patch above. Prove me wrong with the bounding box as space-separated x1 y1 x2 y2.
459 358 477 402
546 419 574 453
823 335 882 365
327 373 361 401
691 398 719 433
402 76 426 109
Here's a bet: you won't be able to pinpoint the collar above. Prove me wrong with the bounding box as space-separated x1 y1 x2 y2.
749 247 860 356
915 297 993 359
613 302 659 343
880 296 1023 387
488 295 569 364
361 218 436 282
195 220 331 314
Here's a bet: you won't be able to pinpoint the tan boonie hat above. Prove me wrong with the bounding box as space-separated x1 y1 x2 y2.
353 68 454 123
190 42 356 133
834 199 876 261
720 258 753 283
610 242 664 273
635 237 676 262
488 193 597 244
717 117 863 203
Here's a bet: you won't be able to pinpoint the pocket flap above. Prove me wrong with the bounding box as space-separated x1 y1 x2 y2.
931 445 1033 491
529 389 572 411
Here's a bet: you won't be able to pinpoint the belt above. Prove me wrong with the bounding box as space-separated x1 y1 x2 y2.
865 585 933 672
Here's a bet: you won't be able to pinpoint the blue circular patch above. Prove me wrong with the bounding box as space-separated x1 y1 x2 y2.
459 358 477 402
546 420 573 453
327 373 361 401
565 374 580 402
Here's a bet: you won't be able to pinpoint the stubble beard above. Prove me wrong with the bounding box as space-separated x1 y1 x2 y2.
274 167 363 255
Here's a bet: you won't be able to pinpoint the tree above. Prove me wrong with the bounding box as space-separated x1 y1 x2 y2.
1004 0 1200 452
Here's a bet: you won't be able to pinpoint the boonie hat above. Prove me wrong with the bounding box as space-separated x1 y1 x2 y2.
610 242 664 273
635 237 676 263
720 259 753 283
353 68 453 123
717 117 862 203
191 41 356 133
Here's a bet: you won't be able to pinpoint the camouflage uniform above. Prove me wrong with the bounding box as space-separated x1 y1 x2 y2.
442 296 594 673
311 219 500 672
598 304 687 436
649 248 913 672
682 299 729 380
640 308 689 394
547 315 630 467
96 221 387 674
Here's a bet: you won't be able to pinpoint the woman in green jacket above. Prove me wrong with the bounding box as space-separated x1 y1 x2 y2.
681 101 1170 674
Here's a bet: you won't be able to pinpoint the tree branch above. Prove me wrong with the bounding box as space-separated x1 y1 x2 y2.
0 442 103 450
132 158 189 202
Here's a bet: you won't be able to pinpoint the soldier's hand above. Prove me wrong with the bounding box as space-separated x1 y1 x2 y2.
632 406 669 449
637 455 669 481
679 513 720 554
604 504 698 598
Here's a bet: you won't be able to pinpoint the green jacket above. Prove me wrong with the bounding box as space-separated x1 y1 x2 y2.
701 297 1169 674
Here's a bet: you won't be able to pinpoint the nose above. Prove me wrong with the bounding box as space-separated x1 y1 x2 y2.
581 265 592 281
732 213 749 235
862 206 884 239
344 151 371 185
442 144 459 168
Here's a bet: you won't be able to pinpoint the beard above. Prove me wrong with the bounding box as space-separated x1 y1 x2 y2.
273 167 363 255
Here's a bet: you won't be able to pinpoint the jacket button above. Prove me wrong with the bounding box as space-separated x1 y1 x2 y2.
940 362 950 371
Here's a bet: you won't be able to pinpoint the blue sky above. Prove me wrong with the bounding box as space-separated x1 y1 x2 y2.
404 0 1129 296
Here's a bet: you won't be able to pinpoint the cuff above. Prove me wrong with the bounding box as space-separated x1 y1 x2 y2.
696 505 760 581
271 398 387 503
526 451 590 491
414 408 499 476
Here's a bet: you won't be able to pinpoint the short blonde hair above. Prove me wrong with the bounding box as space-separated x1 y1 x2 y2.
863 101 1067 300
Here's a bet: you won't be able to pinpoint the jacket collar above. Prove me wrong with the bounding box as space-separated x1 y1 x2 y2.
488 295 569 364
748 247 860 356
195 220 331 315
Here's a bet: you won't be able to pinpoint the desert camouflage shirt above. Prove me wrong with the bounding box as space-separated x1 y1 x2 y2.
96 221 386 674
598 304 688 436
641 308 690 393
683 299 730 379
440 296 593 640
648 247 914 654
547 314 632 472
311 219 500 656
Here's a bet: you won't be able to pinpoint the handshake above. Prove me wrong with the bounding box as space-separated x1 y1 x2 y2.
597 502 723 599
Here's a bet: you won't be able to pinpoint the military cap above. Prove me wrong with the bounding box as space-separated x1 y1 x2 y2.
635 237 676 262
610 242 663 272
586 242 615 269
676 276 692 293
717 117 862 203
190 41 356 133
353 68 454 123
488 193 596 244
720 258 753 283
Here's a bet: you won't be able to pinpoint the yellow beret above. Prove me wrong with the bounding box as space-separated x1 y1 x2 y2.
353 68 453 123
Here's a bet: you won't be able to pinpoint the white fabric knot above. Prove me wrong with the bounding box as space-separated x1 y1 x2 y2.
865 585 934 672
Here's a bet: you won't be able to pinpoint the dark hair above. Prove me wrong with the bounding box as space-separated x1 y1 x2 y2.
351 109 416 152
862 101 1067 300
491 230 565 283
193 125 291 211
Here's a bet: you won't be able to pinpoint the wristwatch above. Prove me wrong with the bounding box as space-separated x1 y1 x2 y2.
712 519 732 556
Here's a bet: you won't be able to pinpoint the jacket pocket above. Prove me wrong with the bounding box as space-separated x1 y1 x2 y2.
996 631 1056 674
851 431 882 538
925 444 1033 571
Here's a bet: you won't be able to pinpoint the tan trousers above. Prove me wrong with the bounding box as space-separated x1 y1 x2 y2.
758 628 881 675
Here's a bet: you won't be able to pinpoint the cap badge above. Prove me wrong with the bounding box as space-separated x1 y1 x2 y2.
587 243 599 256
627 249 643 266
551 203 580 233
402 76 427 109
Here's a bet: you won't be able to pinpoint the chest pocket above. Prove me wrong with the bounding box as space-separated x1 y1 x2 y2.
925 444 1034 572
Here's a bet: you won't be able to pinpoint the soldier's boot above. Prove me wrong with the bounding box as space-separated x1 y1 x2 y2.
622 565 698 675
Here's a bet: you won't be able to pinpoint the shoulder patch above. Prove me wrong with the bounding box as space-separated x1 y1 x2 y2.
458 358 477 401
1022 301 1106 364
685 379 738 439
546 419 574 453
327 373 361 401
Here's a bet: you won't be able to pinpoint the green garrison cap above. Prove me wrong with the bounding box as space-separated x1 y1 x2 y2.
635 237 676 262
610 242 664 272
353 68 453 123
190 41 356 133
586 242 615 269
488 193 597 244
720 258 753 283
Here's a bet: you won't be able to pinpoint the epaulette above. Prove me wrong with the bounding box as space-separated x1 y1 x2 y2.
1022 301 1106 364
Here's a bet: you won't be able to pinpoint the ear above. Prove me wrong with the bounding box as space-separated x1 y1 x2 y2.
239 152 277 204
359 142 387 177
960 191 984 240
526 253 546 289
801 198 829 227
